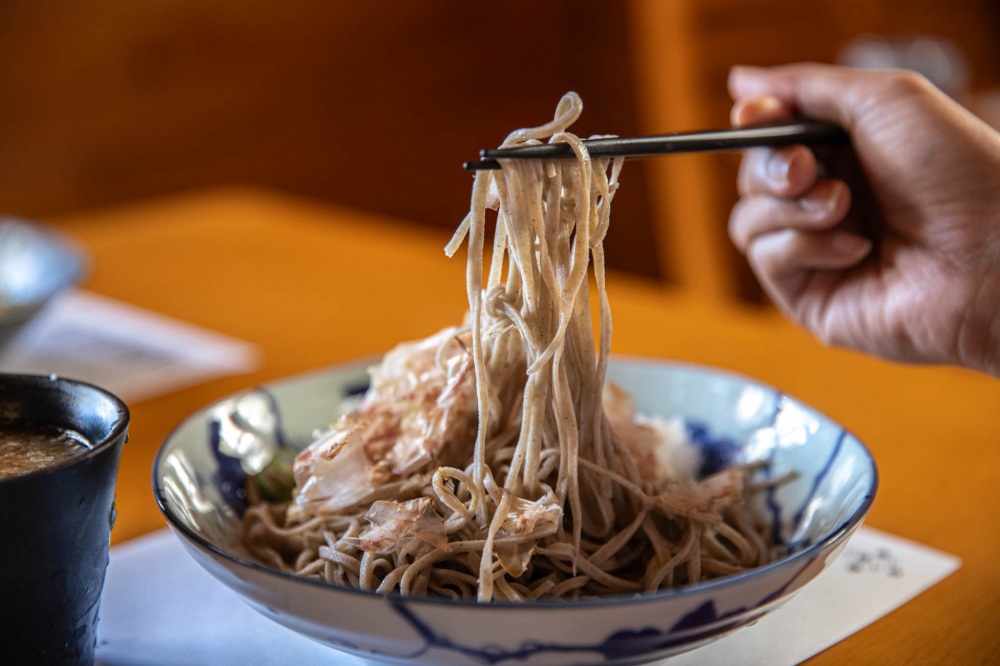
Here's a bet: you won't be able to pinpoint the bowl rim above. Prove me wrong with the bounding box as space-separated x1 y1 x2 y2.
152 355 878 611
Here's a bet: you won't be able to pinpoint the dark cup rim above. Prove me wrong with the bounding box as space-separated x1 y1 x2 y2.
0 373 130 484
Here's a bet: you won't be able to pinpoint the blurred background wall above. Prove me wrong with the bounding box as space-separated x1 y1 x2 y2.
1 0 998 301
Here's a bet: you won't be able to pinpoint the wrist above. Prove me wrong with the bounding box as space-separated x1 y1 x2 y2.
957 278 1000 378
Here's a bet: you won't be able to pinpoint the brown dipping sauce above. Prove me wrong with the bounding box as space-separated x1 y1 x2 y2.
0 423 92 479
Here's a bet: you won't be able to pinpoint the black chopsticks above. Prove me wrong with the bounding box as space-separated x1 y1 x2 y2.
463 119 848 171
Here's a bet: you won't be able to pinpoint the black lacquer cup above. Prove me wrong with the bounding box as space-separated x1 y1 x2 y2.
0 374 129 666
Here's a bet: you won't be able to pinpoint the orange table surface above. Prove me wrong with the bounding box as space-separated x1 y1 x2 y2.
51 187 1000 664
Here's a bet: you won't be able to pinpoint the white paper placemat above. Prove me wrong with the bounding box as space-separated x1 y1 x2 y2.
95 527 959 665
0 290 259 401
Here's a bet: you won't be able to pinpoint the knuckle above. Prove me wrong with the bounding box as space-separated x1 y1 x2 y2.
878 69 933 99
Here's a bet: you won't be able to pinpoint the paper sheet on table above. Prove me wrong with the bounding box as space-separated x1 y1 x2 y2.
95 526 960 666
0 290 259 401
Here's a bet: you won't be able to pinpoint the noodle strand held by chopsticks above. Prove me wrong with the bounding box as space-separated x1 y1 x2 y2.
242 92 774 601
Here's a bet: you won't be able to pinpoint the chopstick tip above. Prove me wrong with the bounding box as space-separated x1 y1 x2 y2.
463 159 501 171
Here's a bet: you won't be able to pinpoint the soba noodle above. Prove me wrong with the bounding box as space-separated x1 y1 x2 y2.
242 93 773 601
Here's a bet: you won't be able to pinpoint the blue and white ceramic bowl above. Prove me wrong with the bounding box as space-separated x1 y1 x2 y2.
153 357 877 666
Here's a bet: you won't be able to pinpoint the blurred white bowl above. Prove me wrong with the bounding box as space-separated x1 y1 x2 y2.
153 357 877 665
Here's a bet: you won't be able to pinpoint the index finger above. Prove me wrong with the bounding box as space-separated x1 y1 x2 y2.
728 64 865 129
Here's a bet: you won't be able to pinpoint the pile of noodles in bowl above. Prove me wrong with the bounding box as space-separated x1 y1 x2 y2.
153 94 876 665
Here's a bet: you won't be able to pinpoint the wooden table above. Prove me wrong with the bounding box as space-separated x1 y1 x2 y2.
51 187 1000 663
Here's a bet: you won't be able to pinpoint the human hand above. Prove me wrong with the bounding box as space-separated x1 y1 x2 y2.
728 63 1000 377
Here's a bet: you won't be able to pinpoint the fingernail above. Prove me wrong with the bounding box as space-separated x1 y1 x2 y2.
801 182 843 215
832 233 872 257
766 153 791 187
733 96 785 126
